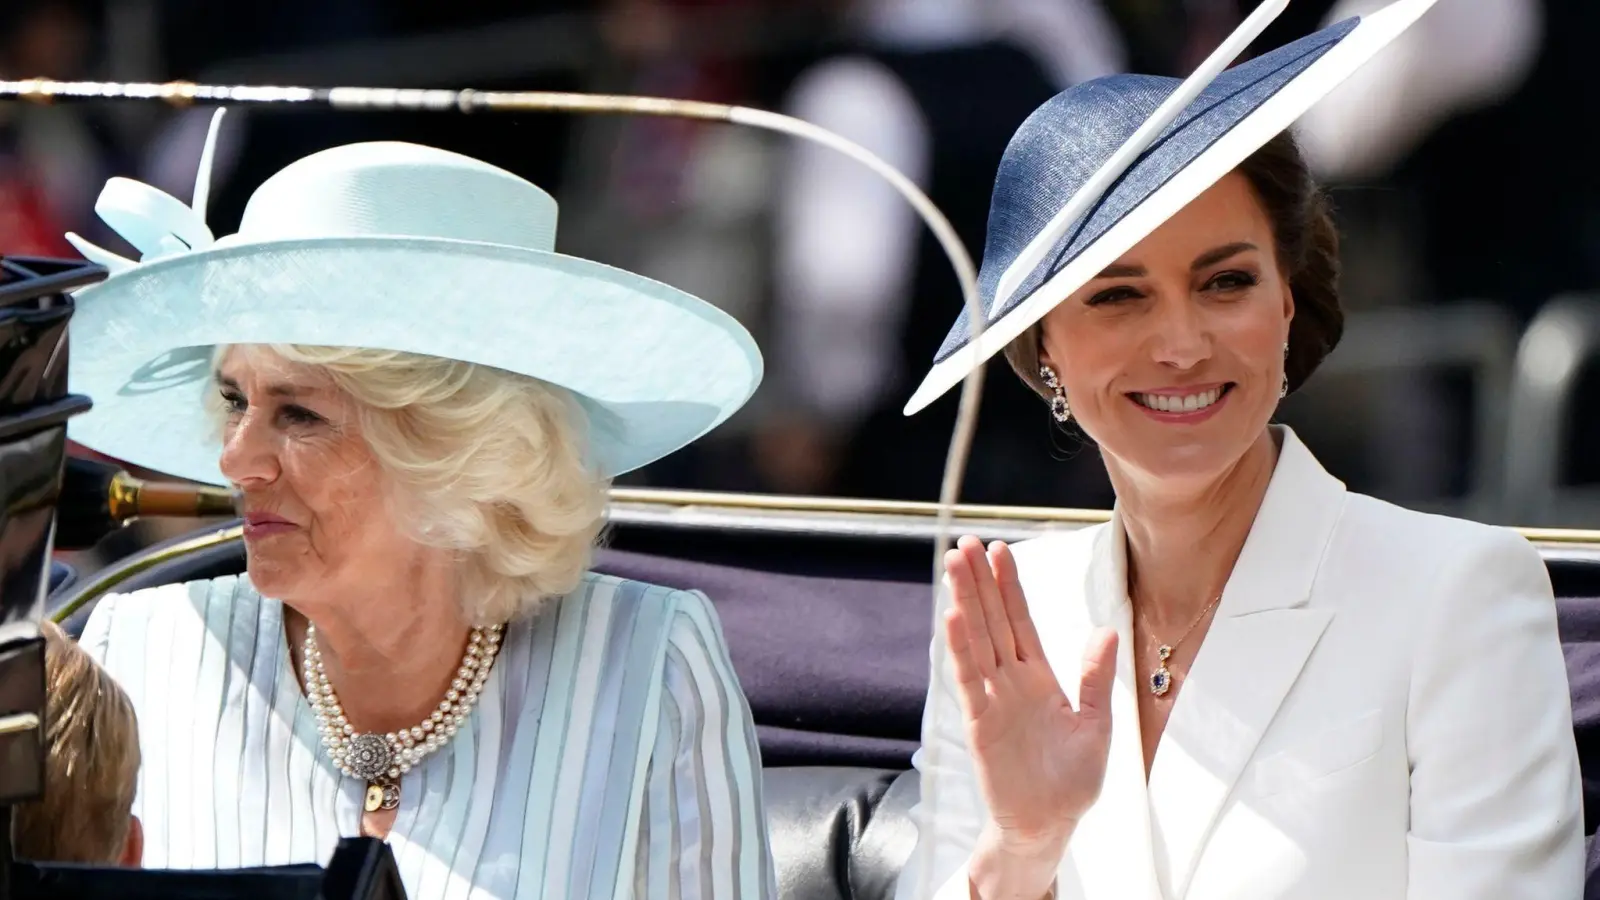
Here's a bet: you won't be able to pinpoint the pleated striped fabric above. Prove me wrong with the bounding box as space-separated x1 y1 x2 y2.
78 573 777 900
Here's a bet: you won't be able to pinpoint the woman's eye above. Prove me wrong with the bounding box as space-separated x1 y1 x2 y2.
1206 270 1259 292
218 391 323 426
1087 286 1142 306
280 405 324 426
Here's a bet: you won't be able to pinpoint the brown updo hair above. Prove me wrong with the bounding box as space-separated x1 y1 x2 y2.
1004 129 1342 400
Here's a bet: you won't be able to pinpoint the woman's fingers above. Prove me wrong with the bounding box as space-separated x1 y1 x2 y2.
944 608 990 720
988 541 1046 662
1077 627 1119 727
959 535 1017 664
944 547 997 677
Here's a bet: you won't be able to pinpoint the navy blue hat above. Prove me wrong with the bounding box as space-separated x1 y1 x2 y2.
902 0 1438 415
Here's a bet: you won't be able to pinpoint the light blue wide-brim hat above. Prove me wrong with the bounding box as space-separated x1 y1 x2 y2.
902 0 1436 415
63 134 763 484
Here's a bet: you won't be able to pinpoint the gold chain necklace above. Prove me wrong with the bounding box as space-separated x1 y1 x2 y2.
1136 595 1221 697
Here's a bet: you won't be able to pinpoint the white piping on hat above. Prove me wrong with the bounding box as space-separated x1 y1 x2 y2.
903 0 1441 419
987 0 1291 322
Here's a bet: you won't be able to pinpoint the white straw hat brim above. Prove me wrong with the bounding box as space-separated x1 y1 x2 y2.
68 234 763 483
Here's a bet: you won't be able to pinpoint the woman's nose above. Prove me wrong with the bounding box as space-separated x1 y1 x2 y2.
1149 298 1211 369
217 412 279 487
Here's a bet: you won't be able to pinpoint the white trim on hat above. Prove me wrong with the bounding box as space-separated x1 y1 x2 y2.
903 0 1439 416
988 0 1291 321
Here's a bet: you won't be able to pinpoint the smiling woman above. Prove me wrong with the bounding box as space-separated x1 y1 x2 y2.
1004 133 1339 483
896 3 1585 899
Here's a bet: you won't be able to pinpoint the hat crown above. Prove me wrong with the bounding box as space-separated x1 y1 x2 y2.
977 73 1190 309
954 17 1356 359
998 74 1179 198
231 142 559 251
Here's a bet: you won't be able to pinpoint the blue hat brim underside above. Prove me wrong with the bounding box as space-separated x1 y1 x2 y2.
67 236 763 483
933 16 1360 364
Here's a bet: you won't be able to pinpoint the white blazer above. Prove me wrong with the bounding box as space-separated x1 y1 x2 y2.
898 426 1584 900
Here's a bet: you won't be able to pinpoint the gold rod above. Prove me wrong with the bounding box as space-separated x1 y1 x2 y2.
50 524 246 625
608 487 1111 523
49 493 1600 628
0 713 41 738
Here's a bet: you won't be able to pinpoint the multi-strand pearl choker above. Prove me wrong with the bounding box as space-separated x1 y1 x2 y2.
303 621 504 812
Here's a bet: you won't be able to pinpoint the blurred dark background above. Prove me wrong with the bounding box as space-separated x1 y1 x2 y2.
6 0 1600 532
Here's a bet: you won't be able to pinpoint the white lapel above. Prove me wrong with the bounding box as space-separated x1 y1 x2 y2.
1144 427 1343 898
1028 518 1164 900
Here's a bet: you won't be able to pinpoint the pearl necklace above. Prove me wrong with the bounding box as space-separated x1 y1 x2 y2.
303 621 503 812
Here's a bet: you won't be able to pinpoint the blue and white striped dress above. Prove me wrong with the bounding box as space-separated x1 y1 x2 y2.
79 572 777 900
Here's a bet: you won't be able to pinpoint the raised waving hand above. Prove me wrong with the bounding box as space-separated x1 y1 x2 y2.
943 535 1118 899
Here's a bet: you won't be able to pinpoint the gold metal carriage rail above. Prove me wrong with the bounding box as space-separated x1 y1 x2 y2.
610 487 1600 548
52 487 1600 625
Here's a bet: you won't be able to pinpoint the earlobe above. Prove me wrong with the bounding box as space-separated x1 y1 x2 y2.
120 815 144 868
1036 339 1056 372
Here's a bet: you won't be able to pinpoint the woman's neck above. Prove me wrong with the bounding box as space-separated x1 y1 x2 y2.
282 560 473 737
1110 428 1281 629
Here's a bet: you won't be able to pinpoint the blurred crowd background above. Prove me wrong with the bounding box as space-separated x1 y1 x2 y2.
6 0 1600 529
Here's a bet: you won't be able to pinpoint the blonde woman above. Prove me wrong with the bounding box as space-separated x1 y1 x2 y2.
67 137 774 899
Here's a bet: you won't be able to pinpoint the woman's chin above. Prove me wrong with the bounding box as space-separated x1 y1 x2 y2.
1105 417 1269 484
242 556 305 598
1132 449 1239 485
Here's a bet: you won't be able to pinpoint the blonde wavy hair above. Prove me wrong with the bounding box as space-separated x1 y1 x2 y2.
11 621 140 864
212 345 610 624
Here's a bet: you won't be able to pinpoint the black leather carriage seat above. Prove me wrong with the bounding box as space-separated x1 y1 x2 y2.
49 534 1600 900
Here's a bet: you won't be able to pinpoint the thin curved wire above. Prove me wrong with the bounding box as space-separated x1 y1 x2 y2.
0 82 986 566
3 77 984 875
